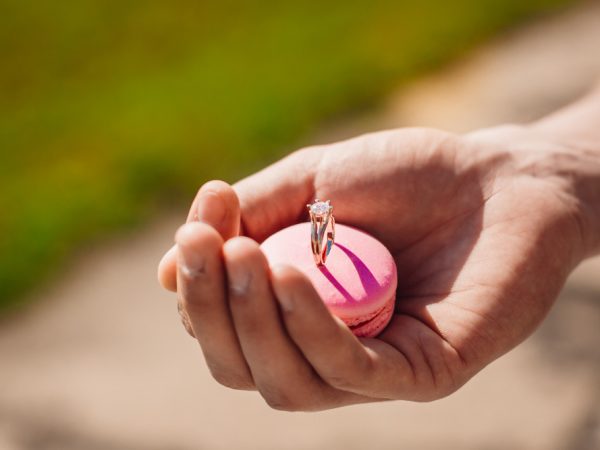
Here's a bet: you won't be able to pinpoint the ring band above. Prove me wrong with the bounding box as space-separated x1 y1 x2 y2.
307 199 335 266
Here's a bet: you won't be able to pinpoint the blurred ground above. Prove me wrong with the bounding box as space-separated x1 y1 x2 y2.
1 2 600 449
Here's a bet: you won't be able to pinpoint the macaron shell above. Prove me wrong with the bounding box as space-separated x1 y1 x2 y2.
349 297 395 338
260 223 397 336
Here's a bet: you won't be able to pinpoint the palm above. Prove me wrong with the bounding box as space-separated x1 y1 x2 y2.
161 126 582 404
237 127 579 395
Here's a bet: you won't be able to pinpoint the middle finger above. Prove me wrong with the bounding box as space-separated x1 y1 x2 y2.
223 237 368 410
176 222 254 390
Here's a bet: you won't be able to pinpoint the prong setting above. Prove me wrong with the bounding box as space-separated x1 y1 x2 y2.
308 199 332 217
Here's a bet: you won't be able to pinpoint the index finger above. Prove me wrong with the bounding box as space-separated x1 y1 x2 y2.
158 180 241 292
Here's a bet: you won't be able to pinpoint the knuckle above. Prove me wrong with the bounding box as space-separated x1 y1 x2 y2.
210 368 254 391
434 371 468 400
323 373 356 391
414 386 457 403
181 318 196 338
415 366 469 402
289 145 323 173
180 264 207 283
325 354 373 391
259 385 307 412
180 317 195 338
177 301 195 338
180 284 210 310
429 352 471 400
413 392 443 403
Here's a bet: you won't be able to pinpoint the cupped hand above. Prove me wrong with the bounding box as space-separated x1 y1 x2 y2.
158 126 586 410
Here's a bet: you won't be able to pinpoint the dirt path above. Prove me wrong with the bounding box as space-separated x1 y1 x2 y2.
1 3 599 450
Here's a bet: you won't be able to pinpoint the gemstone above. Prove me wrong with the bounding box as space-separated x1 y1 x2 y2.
310 201 330 216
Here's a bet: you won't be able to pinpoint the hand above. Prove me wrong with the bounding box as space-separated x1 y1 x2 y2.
158 125 594 410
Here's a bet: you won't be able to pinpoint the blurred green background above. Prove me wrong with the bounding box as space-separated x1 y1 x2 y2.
0 0 573 312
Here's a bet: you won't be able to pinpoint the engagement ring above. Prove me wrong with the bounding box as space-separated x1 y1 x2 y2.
307 199 335 266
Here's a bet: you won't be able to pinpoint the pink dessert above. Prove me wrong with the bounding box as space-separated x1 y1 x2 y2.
260 223 397 337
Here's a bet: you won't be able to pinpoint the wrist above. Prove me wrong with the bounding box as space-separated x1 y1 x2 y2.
522 127 600 263
467 121 600 263
547 141 600 260
529 101 600 259
563 148 600 259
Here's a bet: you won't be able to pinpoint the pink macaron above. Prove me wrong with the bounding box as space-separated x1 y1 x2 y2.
260 222 397 337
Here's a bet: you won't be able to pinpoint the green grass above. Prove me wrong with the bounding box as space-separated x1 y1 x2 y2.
0 0 574 311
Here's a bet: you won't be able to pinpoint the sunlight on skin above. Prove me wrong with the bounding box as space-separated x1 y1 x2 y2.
158 87 600 411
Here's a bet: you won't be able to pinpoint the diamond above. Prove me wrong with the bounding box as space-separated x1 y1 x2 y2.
310 201 330 217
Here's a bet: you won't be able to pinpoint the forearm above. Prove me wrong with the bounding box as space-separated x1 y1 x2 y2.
531 84 600 258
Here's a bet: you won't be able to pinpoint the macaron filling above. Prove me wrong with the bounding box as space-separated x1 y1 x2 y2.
344 298 395 337
341 304 384 327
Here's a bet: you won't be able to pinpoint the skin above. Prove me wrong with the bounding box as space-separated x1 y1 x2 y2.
158 87 600 411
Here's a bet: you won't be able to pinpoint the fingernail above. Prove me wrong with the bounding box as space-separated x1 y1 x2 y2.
197 191 226 228
177 243 206 279
228 267 252 297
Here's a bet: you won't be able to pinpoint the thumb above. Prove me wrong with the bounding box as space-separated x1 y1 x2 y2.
234 146 321 242
158 146 322 292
